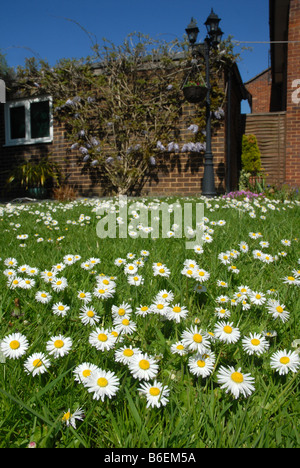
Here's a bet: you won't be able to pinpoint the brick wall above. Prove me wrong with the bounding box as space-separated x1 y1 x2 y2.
285 0 300 187
0 71 243 199
245 69 272 113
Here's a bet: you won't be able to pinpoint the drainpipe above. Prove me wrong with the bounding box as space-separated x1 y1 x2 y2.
226 68 232 193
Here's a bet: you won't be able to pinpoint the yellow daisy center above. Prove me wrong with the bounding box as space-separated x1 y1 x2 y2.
97 377 108 387
280 356 290 365
139 359 150 370
251 338 260 346
58 305 65 311
197 360 206 368
149 387 160 396
98 333 108 342
118 308 126 316
87 310 94 317
231 372 244 383
123 349 134 357
54 340 64 348
10 340 20 350
223 326 233 334
193 333 203 343
33 359 43 368
276 306 284 313
173 306 181 313
122 319 130 326
141 306 148 312
177 345 184 350
82 369 91 378
62 411 71 421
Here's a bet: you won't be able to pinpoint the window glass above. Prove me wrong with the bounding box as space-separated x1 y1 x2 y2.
30 100 50 139
10 105 26 139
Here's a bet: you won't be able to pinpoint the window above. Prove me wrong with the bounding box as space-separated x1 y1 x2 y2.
4 96 53 146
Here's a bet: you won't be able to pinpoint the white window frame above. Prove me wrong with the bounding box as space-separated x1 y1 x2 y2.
4 95 53 146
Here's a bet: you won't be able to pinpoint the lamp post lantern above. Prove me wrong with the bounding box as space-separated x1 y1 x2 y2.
185 9 223 197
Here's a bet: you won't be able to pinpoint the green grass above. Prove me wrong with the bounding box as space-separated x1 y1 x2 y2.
0 194 299 448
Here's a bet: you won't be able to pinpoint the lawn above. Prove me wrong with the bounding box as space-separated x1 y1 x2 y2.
0 193 299 448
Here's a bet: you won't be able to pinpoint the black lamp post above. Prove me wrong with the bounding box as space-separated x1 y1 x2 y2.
185 9 223 197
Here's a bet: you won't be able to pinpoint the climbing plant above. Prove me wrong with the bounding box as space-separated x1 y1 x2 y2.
12 32 238 194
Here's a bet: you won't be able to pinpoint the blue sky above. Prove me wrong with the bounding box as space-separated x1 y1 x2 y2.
1 0 270 111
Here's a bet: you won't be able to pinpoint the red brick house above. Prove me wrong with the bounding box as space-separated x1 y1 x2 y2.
0 59 249 199
244 0 300 188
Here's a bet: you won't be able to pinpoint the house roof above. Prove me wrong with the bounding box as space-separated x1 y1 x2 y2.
269 0 290 85
244 67 271 85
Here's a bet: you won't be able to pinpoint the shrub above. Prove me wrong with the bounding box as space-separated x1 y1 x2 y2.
241 134 261 175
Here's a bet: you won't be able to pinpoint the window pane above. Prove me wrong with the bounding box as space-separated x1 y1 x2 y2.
10 106 25 139
30 100 50 139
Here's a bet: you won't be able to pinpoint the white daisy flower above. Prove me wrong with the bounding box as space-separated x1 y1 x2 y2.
152 265 171 277
52 302 70 317
188 352 216 378
282 275 300 286
89 327 117 352
96 276 116 289
150 299 170 316
85 368 120 401
249 291 266 306
19 278 36 290
138 380 170 408
113 317 137 335
214 321 240 344
242 332 270 356
62 407 84 428
51 277 68 292
266 299 290 323
166 304 189 323
24 352 51 376
79 305 100 326
46 335 72 358
155 289 175 303
40 270 57 283
214 307 231 319
192 268 210 283
63 255 75 265
35 291 52 304
170 341 187 356
124 263 138 275
7 277 23 289
0 333 29 359
270 349 300 375
111 303 132 319
3 269 16 279
4 258 18 268
114 345 141 365
93 285 115 299
135 305 151 317
52 263 66 273
77 291 92 303
217 366 255 399
181 326 211 354
127 274 144 286
128 353 159 381
73 362 100 384
181 266 195 278
27 267 39 277
114 258 126 267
